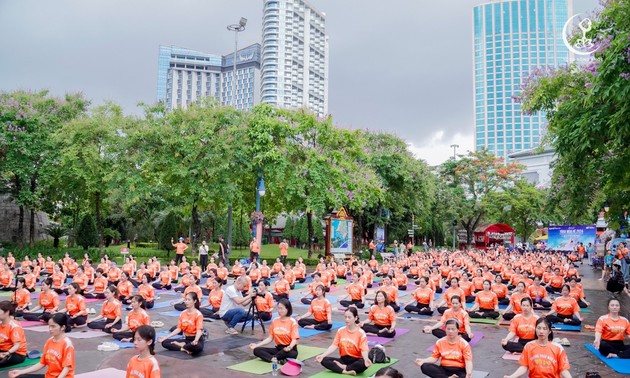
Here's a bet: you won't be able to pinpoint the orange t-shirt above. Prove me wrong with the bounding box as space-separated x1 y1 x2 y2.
279 242 289 256
159 271 171 285
491 283 508 299
440 309 470 334
380 286 398 304
126 355 160 378
346 282 364 301
231 265 244 276
413 287 434 305
431 337 472 369
39 291 60 311
509 314 539 340
101 299 122 320
126 309 150 331
527 285 548 301
137 285 155 303
595 314 630 341
310 298 332 323
368 305 395 327
333 326 369 359
336 265 347 277
51 272 66 289
475 291 498 310
41 336 75 378
108 268 121 282
270 317 299 346
168 266 178 281
260 266 271 278
552 297 580 316
174 242 188 255
274 279 290 295
183 285 202 302
568 287 584 301
207 288 223 308
519 341 570 377
72 274 89 291
24 273 37 290
549 275 564 288
217 267 228 280
254 292 274 313
14 288 31 308
65 295 87 316
0 319 27 355
117 281 134 298
443 287 465 307
178 309 203 336
509 292 530 314
93 277 108 294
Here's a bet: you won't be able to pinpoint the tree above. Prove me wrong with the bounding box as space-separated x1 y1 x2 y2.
76 214 97 250
45 224 66 248
158 211 178 253
517 0 630 220
283 217 294 244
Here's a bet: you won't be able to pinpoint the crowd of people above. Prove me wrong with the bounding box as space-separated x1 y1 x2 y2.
0 239 628 377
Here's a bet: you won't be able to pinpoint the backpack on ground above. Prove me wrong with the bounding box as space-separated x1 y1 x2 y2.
368 344 390 364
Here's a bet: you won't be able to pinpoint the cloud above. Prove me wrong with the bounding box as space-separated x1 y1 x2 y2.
407 131 474 166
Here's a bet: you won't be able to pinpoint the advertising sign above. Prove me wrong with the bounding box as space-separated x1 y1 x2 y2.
547 225 596 251
330 219 353 253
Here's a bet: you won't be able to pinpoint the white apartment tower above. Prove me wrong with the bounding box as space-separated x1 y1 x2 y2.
261 0 329 116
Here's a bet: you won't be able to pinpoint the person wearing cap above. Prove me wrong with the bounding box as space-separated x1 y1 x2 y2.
171 237 188 266
280 359 303 377
249 298 299 364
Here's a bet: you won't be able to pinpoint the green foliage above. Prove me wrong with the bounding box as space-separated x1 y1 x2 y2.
283 217 294 241
76 214 97 250
158 211 177 251
312 215 324 247
45 224 66 248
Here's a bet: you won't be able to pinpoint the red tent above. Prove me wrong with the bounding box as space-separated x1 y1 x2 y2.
474 223 515 249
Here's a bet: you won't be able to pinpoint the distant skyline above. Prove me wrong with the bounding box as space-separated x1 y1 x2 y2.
0 0 597 165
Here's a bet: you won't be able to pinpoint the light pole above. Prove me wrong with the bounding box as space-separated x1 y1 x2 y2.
450 144 459 159
254 169 266 248
226 17 247 249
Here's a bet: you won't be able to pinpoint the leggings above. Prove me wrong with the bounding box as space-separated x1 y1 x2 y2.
362 323 395 338
300 297 314 305
405 303 433 316
112 330 134 341
22 311 54 323
253 344 298 362
162 335 205 356
339 299 365 309
421 363 467 378
532 300 552 309
67 315 88 328
498 297 510 306
152 282 172 290
469 309 500 319
321 355 367 374
272 293 289 301
199 307 221 319
599 340 630 358
0 352 26 368
502 312 517 321
88 318 121 332
432 329 471 342
84 292 106 299
298 318 332 330
502 338 534 353
174 302 186 311
258 311 272 322
546 313 581 326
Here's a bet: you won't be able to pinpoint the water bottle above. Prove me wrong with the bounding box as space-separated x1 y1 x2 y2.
271 357 278 376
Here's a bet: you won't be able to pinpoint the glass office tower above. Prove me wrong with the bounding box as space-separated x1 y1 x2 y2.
473 0 571 158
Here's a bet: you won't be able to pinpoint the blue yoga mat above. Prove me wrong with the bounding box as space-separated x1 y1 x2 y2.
113 340 135 348
150 301 174 310
551 323 581 331
298 321 344 338
585 344 630 374
159 310 183 317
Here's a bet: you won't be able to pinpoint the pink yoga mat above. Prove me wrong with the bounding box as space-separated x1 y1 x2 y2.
75 368 126 378
367 328 411 345
426 332 484 352
20 320 44 327
502 352 521 361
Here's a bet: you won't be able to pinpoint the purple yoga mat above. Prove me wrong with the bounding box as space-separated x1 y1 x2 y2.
75 368 126 378
367 328 410 345
20 320 44 327
426 332 484 352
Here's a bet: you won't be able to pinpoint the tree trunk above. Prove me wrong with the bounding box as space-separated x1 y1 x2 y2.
17 205 24 247
29 209 36 247
307 211 314 259
95 191 103 256
191 203 200 253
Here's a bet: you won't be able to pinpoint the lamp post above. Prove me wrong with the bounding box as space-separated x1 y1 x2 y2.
254 169 266 248
450 144 459 159
225 17 247 249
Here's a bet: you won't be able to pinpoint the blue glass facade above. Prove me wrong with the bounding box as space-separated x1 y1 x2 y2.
473 0 570 159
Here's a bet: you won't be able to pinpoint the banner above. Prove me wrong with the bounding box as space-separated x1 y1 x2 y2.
547 225 596 251
330 219 353 254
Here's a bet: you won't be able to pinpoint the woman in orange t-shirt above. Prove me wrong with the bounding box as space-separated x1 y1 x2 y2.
296 285 332 330
249 298 299 363
61 283 88 329
85 268 108 299
152 266 172 291
117 272 135 305
361 290 397 338
12 278 31 318
491 275 509 306
339 272 366 309
424 295 473 342
501 297 539 354
545 284 582 326
158 292 205 356
416 318 474 378
0 301 27 368
504 317 570 378
87 285 123 332
126 325 160 378
468 280 499 319
437 277 466 315
137 273 156 309
316 307 371 375
8 313 75 378
404 276 435 316
593 298 630 358
273 271 291 301
22 278 60 323
568 278 590 308
112 296 151 342
501 282 530 321
379 276 400 312
253 280 274 322
299 273 323 305
200 277 224 320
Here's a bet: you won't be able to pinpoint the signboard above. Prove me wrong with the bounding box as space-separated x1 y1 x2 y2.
376 227 385 241
120 247 130 254
326 207 354 255
547 225 596 251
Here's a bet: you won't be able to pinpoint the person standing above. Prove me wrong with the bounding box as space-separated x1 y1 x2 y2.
198 240 209 271
279 239 289 265
171 237 188 266
218 235 230 268
368 240 376 258
249 238 260 263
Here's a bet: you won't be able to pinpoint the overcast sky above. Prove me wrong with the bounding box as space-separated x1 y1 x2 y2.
0 0 597 165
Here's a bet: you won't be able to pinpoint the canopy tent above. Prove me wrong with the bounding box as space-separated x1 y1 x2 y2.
474 223 515 249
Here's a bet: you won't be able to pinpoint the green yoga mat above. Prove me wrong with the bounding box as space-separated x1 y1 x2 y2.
228 345 327 374
469 317 499 325
308 359 398 378
0 357 39 372
581 308 592 313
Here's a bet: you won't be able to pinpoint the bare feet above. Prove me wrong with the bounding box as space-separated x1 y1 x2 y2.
341 370 357 376
334 361 347 370
305 325 315 329
172 341 185 348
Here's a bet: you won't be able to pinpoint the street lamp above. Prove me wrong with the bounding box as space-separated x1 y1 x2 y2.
604 201 610 213
450 144 459 159
254 169 266 248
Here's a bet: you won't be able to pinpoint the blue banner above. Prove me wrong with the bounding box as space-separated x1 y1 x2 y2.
547 225 596 251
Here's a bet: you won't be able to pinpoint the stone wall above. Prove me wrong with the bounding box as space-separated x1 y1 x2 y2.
0 193 51 243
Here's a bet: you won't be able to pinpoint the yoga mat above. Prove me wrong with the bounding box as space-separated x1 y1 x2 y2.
23 325 52 332
465 302 507 310
426 332 484 352
157 335 258 360
367 328 410 345
469 317 499 325
150 301 174 309
159 310 183 317
0 357 39 372
498 319 511 326
228 345 327 374
585 343 630 374
298 321 345 338
75 368 127 378
84 298 102 303
502 351 521 360
66 330 109 339
21 320 45 327
581 307 592 313
551 324 581 332
397 313 437 320
113 340 135 348
307 359 398 378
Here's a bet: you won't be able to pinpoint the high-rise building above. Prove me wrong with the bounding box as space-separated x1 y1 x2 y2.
473 0 571 159
156 44 261 111
261 0 329 116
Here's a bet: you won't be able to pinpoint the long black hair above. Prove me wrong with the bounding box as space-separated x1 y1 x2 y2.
134 325 156 355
